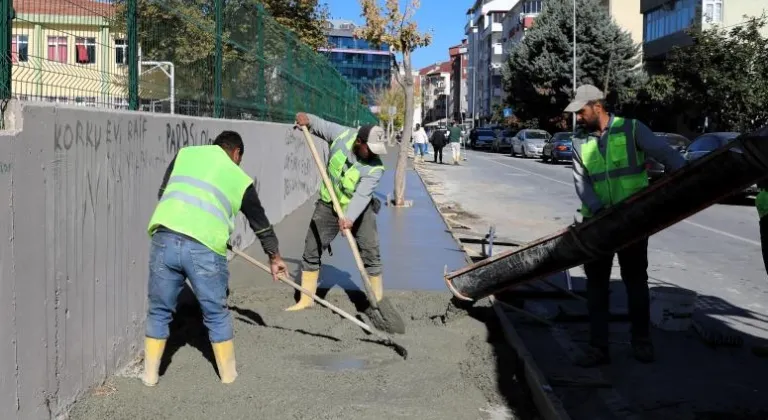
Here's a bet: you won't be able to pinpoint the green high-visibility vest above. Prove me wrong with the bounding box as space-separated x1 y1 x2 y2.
756 189 768 219
574 117 648 218
147 145 254 256
319 129 385 212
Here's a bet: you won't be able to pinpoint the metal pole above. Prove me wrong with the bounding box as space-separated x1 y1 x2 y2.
127 0 138 110
213 0 223 118
170 63 175 114
572 0 577 131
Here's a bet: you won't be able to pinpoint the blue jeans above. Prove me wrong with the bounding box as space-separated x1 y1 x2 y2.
146 229 232 343
414 143 427 156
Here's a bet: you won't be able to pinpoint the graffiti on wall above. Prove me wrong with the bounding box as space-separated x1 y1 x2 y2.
282 128 317 199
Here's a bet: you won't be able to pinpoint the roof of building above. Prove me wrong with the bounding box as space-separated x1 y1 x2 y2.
419 61 452 76
15 0 114 17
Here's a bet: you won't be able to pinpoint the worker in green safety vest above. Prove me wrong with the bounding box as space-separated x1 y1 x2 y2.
566 85 686 367
142 131 288 386
757 181 768 273
286 112 388 312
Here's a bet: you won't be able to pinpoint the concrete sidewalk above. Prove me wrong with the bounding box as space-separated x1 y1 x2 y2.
68 151 535 420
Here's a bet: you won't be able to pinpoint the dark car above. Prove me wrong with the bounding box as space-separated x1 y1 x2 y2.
542 132 573 163
645 132 691 182
682 131 759 196
492 129 515 152
471 128 498 150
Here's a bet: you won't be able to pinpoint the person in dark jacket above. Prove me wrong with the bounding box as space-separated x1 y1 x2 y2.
430 128 448 164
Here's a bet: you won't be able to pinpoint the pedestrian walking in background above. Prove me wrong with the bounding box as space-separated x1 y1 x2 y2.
430 126 448 164
412 123 429 163
448 121 463 165
143 131 288 386
756 180 768 274
566 84 686 367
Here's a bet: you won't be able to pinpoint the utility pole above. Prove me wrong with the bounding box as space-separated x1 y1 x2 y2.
572 0 577 131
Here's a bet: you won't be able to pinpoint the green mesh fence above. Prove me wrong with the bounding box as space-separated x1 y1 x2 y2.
1 0 377 127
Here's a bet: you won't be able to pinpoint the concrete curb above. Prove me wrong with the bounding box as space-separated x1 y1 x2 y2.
412 162 571 420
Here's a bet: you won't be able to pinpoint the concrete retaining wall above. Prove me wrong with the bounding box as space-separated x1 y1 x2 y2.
0 102 327 419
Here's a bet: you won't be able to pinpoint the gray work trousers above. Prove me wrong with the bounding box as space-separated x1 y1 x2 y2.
301 199 382 276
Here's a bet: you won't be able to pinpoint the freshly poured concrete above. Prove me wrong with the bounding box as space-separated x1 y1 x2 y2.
68 154 533 420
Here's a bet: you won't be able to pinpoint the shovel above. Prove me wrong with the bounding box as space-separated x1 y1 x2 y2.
298 125 406 335
229 247 407 359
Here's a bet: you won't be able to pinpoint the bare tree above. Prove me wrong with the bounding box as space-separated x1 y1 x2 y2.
356 0 431 206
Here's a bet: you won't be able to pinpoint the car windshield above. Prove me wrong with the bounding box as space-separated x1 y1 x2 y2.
525 131 548 139
553 133 572 141
477 130 495 136
656 133 689 149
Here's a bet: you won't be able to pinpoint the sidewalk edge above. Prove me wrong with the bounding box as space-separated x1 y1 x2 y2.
491 297 572 420
412 162 571 420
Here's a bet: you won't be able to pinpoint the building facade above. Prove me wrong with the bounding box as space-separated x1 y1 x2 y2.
465 0 516 126
448 40 469 123
319 19 394 106
419 61 452 125
641 0 768 72
10 0 129 108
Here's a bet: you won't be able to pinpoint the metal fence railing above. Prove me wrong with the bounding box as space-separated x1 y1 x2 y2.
0 0 377 127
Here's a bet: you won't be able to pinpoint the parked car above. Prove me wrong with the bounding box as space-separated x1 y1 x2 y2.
683 131 759 196
542 132 573 163
492 129 516 152
470 128 499 150
511 129 550 158
645 132 691 182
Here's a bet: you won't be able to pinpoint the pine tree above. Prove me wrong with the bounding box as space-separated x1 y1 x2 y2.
503 0 641 131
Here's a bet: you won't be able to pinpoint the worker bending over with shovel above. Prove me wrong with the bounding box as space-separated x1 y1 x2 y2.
143 130 288 386
286 112 387 311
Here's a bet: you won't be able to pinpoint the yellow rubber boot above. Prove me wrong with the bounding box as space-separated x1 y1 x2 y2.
285 270 319 311
212 340 238 384
369 274 383 302
141 337 167 387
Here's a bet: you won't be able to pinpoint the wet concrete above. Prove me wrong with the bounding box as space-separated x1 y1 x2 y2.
67 147 535 420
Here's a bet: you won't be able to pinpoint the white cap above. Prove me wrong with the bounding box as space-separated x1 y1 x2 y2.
564 84 605 113
365 125 388 155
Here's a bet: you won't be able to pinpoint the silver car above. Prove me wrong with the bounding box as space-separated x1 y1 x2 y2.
511 129 551 158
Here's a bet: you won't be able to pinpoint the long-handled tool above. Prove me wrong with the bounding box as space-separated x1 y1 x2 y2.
299 125 406 335
229 247 408 359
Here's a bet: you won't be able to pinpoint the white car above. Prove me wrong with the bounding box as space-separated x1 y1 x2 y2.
511 129 551 158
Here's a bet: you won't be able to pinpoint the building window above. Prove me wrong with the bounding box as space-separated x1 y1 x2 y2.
523 0 543 14
75 37 96 64
703 0 723 23
643 0 696 43
47 36 68 63
115 39 127 64
11 34 29 63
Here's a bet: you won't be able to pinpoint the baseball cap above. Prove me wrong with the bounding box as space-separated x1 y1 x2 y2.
564 84 605 113
359 125 388 155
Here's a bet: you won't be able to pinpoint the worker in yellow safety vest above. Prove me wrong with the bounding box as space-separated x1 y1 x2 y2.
566 85 686 367
285 112 388 311
757 183 768 273
142 130 287 386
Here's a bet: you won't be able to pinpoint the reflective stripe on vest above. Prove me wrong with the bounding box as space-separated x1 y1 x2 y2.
147 145 254 256
574 117 648 218
757 189 768 219
320 129 384 211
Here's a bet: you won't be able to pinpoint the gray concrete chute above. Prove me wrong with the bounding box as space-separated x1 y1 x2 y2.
0 101 327 419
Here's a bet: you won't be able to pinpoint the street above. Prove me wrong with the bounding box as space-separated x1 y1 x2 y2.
420 148 768 340
416 147 768 418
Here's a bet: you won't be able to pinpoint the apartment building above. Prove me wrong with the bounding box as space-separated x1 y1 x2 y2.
642 0 768 72
319 19 394 105
10 0 129 108
465 0 516 125
448 39 469 123
419 61 452 125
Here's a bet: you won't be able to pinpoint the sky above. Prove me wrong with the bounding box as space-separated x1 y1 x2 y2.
324 0 468 70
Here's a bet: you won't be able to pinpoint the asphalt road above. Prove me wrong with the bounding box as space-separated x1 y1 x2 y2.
421 147 768 341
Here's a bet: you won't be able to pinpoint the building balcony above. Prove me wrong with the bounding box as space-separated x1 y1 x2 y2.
481 22 503 40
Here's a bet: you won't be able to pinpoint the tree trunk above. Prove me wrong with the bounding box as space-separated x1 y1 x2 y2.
393 51 415 206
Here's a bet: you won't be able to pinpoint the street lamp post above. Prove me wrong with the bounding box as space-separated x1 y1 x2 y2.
572 0 577 131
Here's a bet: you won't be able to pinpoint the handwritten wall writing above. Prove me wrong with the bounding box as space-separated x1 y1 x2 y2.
0 161 11 175
283 129 317 199
53 116 148 152
165 121 210 156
